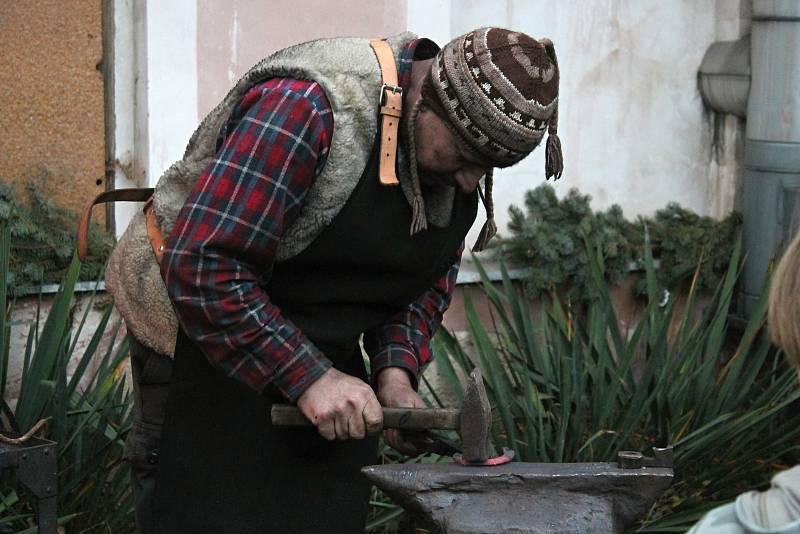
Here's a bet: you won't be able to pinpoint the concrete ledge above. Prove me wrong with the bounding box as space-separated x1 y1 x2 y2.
12 280 106 297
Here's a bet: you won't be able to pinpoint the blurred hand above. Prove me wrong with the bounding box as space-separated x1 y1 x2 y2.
296 367 383 440
376 367 425 456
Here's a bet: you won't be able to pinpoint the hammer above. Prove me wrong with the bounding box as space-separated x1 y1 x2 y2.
270 368 506 464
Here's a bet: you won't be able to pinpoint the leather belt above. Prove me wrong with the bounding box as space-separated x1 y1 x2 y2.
143 198 165 264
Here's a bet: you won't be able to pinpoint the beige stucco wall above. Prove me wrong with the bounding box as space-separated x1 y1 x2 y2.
0 0 106 219
197 0 407 117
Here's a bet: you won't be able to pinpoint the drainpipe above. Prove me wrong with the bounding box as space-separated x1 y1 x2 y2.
741 0 800 314
700 0 800 316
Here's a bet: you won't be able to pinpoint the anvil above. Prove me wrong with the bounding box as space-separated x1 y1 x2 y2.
362 453 673 534
274 366 673 532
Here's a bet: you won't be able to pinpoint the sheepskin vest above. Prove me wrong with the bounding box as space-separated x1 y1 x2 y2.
105 32 446 357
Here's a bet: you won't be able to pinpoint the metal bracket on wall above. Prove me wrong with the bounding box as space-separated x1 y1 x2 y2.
0 437 58 534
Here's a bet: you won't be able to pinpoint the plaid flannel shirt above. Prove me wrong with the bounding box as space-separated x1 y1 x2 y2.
161 38 458 402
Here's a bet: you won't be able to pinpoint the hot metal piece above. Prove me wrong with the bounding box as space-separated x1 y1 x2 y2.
454 447 515 466
362 459 673 534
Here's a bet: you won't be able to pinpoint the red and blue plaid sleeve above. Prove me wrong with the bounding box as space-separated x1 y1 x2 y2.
161 78 334 402
364 246 464 389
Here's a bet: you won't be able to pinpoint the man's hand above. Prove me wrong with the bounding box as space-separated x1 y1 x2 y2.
376 368 425 456
296 367 383 441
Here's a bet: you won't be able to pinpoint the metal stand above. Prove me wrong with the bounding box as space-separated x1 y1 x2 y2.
0 437 58 534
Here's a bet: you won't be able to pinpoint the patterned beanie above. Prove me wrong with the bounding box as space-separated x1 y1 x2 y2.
406 27 563 251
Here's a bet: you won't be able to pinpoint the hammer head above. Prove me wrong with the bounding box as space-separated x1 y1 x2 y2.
458 368 494 463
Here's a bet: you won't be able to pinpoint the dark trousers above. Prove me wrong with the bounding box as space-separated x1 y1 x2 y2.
125 335 173 534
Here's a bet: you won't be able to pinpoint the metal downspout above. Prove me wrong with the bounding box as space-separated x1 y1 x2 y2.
741 0 800 315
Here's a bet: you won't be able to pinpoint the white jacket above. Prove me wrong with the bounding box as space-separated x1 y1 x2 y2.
689 465 800 534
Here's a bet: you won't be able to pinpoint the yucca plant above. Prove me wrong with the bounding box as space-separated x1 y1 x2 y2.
432 234 800 532
0 218 135 533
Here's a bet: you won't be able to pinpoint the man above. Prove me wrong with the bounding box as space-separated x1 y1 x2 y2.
106 27 562 533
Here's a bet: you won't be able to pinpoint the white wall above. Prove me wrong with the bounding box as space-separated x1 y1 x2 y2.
407 0 746 246
142 1 198 187
112 0 198 236
113 0 745 241
196 0 407 119
113 0 407 236
111 0 137 234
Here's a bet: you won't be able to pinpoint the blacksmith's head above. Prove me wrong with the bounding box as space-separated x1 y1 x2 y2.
405 28 563 251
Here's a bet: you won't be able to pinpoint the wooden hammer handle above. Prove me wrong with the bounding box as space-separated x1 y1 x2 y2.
270 404 460 431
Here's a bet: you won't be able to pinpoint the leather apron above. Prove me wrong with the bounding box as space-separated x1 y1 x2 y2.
151 133 478 533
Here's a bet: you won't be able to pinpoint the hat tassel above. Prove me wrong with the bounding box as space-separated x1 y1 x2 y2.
545 131 563 180
407 98 430 236
472 170 497 252
410 195 428 235
542 38 563 181
472 217 497 253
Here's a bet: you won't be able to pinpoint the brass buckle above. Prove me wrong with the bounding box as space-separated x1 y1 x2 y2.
379 83 403 106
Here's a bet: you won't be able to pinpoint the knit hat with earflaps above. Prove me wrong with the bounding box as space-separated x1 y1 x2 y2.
406 27 563 251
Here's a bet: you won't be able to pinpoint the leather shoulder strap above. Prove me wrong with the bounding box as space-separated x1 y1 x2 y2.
143 198 165 264
76 188 154 261
369 38 402 186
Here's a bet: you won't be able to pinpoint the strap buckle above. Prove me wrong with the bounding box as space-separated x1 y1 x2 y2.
379 83 403 106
